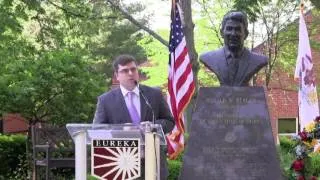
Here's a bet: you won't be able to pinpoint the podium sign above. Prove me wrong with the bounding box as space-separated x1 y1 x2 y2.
91 139 141 180
66 123 167 180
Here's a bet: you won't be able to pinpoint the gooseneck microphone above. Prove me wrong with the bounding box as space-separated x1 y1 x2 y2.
134 80 156 130
135 80 159 179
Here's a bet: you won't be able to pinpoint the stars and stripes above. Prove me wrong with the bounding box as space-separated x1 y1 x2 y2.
166 0 195 160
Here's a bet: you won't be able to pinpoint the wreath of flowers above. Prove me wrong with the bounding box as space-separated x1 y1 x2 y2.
290 116 320 180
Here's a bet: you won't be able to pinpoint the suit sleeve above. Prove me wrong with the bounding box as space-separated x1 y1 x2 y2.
93 96 107 124
155 90 175 134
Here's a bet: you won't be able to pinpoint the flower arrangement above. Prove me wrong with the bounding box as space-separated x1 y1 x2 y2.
290 116 320 180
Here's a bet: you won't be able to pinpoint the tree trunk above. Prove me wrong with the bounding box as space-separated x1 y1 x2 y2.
108 0 199 132
106 0 168 47
180 0 199 132
251 22 257 86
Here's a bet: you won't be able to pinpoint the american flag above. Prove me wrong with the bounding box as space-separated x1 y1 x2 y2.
166 0 195 160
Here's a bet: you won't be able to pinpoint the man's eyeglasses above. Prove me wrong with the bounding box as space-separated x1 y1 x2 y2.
118 67 138 74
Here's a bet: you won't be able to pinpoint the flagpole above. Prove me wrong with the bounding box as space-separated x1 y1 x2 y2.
172 0 176 62
297 0 304 133
166 0 195 160
298 109 301 132
295 0 320 130
171 0 178 132
172 0 176 13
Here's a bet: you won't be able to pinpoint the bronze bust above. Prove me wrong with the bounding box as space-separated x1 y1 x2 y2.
200 11 268 86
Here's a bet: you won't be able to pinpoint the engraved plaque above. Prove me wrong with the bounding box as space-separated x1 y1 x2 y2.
179 87 282 180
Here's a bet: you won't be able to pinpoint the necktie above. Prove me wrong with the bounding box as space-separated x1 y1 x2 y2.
229 58 239 83
127 91 140 125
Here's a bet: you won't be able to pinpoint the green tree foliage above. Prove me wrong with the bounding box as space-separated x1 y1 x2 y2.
233 1 320 88
139 0 231 88
0 134 27 179
192 0 236 87
232 0 320 22
0 0 150 125
138 15 221 88
138 34 169 88
233 0 269 22
276 8 320 83
230 0 302 86
1 49 105 125
24 0 148 77
310 0 320 9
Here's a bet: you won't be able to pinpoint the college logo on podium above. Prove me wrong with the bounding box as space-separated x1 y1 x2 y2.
91 139 141 180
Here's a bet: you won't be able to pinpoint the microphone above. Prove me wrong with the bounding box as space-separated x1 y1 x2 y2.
135 81 159 179
134 80 156 132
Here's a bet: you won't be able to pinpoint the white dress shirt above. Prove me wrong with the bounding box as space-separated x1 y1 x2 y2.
119 85 141 118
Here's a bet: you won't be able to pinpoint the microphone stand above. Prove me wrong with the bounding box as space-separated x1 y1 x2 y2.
136 82 159 180
139 91 156 130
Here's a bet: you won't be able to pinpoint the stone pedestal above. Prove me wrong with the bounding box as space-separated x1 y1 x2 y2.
179 87 282 180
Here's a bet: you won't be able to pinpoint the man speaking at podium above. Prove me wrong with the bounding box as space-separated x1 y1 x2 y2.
93 54 175 179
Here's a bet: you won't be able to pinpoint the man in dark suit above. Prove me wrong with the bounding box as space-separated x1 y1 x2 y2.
200 11 268 86
93 54 175 180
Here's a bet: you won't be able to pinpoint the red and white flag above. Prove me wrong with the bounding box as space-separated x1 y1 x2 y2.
166 0 195 159
294 11 319 129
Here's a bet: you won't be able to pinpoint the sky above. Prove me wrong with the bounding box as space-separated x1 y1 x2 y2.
143 0 171 29
123 0 311 47
124 0 171 30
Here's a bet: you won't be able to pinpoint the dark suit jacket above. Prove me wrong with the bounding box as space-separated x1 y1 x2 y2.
93 84 174 134
200 47 268 86
93 84 174 180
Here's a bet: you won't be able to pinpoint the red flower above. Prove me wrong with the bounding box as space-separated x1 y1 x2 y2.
298 131 308 141
291 159 305 172
310 176 317 180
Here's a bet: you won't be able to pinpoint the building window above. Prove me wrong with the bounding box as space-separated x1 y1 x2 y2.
278 118 298 135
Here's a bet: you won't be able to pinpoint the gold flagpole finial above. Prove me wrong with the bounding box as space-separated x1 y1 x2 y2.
300 0 304 13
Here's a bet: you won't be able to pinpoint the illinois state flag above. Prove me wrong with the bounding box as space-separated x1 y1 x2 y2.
294 11 319 129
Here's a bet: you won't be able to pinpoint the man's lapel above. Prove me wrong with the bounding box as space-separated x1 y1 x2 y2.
235 49 250 84
139 85 148 122
217 48 230 84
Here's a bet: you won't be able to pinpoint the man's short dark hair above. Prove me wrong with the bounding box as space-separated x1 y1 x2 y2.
113 54 137 72
221 10 249 37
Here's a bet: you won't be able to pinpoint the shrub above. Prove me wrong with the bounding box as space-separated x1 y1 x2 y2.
0 134 27 178
167 152 183 180
308 153 320 176
168 159 182 180
278 145 295 179
8 154 29 180
279 136 320 178
279 136 296 153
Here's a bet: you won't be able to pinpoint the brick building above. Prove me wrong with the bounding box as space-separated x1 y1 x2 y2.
254 10 320 142
1 114 28 134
